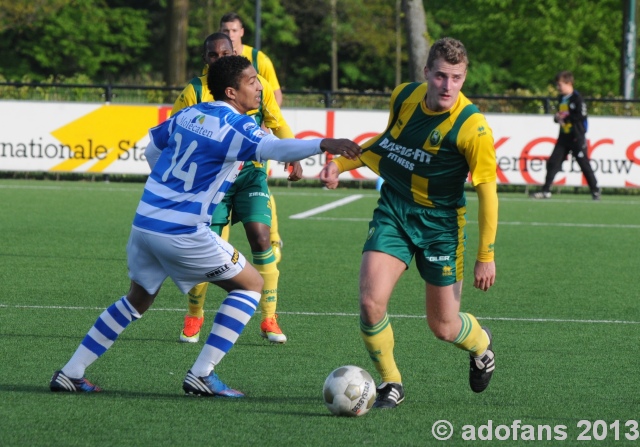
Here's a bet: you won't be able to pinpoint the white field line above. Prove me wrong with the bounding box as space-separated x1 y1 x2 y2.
289 194 364 219
296 216 640 229
2 183 640 205
0 304 639 325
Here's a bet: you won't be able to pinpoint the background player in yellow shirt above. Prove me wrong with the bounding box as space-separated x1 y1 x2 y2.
219 12 286 264
220 12 283 106
320 37 498 409
172 33 300 344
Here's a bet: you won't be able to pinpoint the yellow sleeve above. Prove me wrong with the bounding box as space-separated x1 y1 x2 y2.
332 83 414 173
457 114 497 186
475 181 498 262
256 51 281 91
257 75 294 139
332 156 365 173
171 84 198 116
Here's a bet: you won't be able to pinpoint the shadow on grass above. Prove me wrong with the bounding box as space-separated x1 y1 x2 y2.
0 252 125 262
0 332 196 345
0 384 326 411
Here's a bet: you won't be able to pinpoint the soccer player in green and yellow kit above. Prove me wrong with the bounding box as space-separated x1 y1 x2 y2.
320 37 498 408
172 33 299 344
218 12 286 262
219 12 286 263
219 12 283 106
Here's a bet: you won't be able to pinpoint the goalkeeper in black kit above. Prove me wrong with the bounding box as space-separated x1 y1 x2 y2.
531 70 601 200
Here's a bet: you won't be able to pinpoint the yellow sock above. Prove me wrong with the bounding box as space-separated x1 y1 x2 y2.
360 314 402 383
220 222 231 241
268 192 281 243
453 312 489 355
186 282 208 318
253 249 279 320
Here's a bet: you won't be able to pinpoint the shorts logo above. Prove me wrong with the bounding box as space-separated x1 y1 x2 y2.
426 255 450 262
205 264 231 278
231 249 239 264
367 227 375 240
428 129 442 146
442 265 453 276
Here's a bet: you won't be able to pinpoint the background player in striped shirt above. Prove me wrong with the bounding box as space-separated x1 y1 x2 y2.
320 37 498 409
50 55 360 397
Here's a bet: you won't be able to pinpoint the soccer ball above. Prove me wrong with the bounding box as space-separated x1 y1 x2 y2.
322 365 376 417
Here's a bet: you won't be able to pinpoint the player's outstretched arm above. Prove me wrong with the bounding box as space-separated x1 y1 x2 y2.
257 137 360 164
320 139 361 159
319 161 340 189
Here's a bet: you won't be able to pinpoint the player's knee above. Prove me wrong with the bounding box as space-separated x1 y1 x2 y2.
359 296 386 325
427 318 457 342
248 228 271 252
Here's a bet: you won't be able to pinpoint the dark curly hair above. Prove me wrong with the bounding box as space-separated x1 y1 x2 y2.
207 55 252 100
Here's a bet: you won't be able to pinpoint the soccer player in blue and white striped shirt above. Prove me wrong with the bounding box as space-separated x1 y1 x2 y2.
50 55 360 397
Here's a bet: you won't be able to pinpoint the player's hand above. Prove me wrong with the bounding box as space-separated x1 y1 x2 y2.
319 161 340 189
287 161 303 182
473 260 495 292
320 138 361 159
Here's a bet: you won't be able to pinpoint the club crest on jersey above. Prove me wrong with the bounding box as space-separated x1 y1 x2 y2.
243 122 257 131
367 227 375 240
428 129 442 146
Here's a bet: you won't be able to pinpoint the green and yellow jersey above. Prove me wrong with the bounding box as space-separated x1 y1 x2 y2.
241 45 281 93
334 82 497 261
334 82 496 209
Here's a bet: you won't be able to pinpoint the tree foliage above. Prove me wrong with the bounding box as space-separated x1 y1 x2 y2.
0 0 636 96
0 0 151 81
0 0 68 33
429 0 624 95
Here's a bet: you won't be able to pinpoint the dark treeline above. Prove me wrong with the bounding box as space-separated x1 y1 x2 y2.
0 0 636 97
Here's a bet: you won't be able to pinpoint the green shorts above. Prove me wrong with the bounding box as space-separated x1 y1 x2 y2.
363 186 467 286
211 164 271 228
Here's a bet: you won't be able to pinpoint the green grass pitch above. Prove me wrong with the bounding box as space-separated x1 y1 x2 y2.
1 179 639 446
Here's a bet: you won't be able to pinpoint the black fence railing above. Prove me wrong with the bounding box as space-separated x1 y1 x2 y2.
1 81 640 115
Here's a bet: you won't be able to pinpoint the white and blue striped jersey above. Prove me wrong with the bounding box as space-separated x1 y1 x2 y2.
134 101 279 235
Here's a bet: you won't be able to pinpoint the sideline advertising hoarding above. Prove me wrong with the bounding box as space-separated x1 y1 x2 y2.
1 101 638 187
